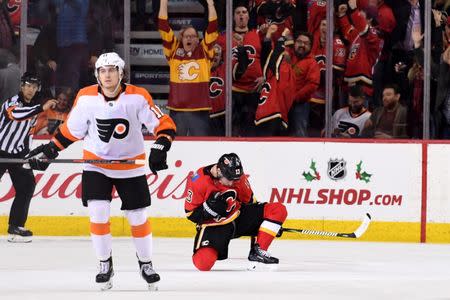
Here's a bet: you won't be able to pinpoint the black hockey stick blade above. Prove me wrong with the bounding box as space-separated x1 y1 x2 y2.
0 158 146 165
278 213 372 239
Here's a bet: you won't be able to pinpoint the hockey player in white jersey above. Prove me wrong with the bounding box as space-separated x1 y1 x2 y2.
27 52 177 290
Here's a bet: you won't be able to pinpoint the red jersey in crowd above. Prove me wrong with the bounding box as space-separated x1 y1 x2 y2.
289 52 321 103
256 0 296 42
337 9 384 96
209 61 226 119
255 43 296 127
311 36 347 104
185 166 254 226
307 0 326 33
217 30 263 93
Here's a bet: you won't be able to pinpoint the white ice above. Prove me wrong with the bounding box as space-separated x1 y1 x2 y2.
1 237 450 300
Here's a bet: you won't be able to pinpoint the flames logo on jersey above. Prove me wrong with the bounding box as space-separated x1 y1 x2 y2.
258 82 271 105
6 0 20 14
96 118 130 143
348 43 360 61
214 190 238 222
209 77 224 98
177 61 200 81
232 45 256 66
6 0 21 26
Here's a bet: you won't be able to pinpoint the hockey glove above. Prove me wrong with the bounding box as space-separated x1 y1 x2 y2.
148 137 171 175
28 158 50 171
27 142 60 159
26 142 60 171
202 192 228 220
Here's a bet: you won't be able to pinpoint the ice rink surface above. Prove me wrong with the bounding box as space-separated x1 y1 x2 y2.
1 237 450 300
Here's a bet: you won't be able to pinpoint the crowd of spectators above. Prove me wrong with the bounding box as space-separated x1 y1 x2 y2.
191 0 450 139
0 0 449 139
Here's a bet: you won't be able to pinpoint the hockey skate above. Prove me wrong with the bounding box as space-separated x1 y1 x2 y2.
7 225 32 243
96 257 114 291
247 243 279 271
138 260 160 291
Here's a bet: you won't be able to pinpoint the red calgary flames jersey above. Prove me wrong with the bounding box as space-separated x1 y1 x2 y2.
217 30 262 93
185 165 253 225
209 62 226 118
255 52 295 127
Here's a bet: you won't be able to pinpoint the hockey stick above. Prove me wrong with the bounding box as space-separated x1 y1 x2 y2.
277 213 372 239
0 158 146 165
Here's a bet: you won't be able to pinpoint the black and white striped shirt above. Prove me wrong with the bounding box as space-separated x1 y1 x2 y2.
0 94 43 157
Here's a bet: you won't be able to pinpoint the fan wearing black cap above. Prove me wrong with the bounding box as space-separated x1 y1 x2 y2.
184 153 288 271
0 72 57 243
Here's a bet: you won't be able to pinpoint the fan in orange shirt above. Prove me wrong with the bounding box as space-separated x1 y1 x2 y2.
34 87 72 135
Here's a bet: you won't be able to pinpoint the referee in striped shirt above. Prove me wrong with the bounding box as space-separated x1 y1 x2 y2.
0 72 57 242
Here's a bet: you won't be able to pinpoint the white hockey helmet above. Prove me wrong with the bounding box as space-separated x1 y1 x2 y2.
94 52 125 79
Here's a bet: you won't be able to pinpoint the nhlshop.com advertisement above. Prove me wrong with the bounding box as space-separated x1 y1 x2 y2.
0 140 421 220
1 139 449 242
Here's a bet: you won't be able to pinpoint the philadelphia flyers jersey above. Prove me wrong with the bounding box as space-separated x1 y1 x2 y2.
331 107 371 137
185 165 253 225
54 84 176 178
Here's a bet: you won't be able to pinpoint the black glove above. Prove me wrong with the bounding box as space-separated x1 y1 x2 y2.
148 137 171 175
27 142 60 159
28 158 50 171
26 142 60 171
202 192 228 220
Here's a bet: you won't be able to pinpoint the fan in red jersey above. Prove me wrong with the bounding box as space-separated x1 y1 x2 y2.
185 153 288 271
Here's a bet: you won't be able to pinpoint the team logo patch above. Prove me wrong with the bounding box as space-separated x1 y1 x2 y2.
176 48 185 57
96 118 130 143
327 159 347 181
209 77 224 98
177 61 200 81
191 172 199 182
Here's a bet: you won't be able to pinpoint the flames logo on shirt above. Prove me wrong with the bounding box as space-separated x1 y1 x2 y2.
177 62 200 81
209 77 224 98
232 45 256 66
258 82 271 105
214 190 238 222
348 43 360 61
96 118 130 143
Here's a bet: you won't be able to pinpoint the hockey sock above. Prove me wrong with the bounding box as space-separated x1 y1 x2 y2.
88 200 112 261
257 203 287 250
192 247 218 271
126 208 153 262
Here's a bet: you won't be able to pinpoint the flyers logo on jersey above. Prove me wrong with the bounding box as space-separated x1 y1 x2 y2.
96 118 130 143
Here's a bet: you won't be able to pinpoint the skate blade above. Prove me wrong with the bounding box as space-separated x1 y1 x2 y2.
147 283 158 291
247 261 278 271
98 280 113 291
7 234 32 243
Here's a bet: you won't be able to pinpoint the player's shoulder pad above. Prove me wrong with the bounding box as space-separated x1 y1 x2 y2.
78 84 99 96
124 84 151 97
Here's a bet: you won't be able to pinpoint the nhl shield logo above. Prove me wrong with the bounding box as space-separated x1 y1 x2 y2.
327 159 347 181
